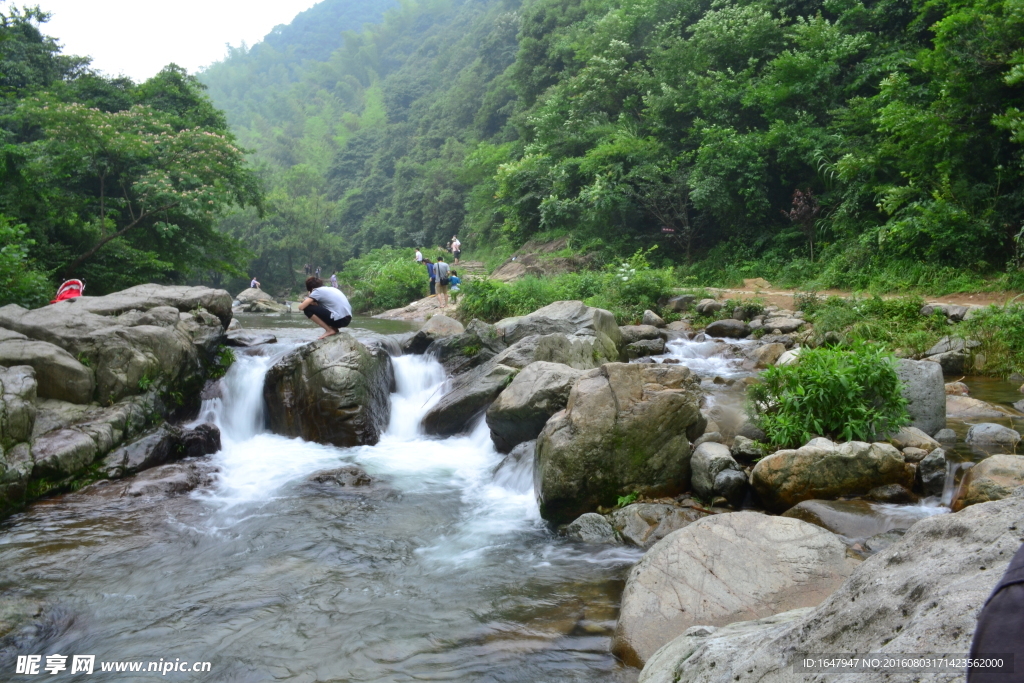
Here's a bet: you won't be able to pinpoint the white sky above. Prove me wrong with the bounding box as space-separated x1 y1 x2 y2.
5 0 322 82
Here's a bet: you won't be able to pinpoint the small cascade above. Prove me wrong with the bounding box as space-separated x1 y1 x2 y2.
942 460 972 507
384 354 449 441
661 337 749 378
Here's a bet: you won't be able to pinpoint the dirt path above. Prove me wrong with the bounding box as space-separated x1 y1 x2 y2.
708 279 1022 310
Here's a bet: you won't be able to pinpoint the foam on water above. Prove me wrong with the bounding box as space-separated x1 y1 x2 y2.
197 346 546 563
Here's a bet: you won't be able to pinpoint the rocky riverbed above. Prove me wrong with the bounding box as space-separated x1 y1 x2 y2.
1 288 1022 681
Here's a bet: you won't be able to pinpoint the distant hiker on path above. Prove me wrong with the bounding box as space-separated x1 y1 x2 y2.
330 272 338 288
436 256 451 307
315 266 322 278
250 277 261 289
424 259 436 296
451 236 462 264
299 276 352 339
415 248 423 263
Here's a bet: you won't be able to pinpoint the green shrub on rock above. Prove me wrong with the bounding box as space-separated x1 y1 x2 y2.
748 344 910 448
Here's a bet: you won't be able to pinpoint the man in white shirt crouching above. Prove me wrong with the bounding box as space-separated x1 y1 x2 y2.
298 276 353 339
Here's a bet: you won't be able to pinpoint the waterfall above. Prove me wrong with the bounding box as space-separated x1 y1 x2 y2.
195 341 539 537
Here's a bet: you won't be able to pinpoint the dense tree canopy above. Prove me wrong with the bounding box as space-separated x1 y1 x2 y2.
201 0 1024 294
0 8 262 303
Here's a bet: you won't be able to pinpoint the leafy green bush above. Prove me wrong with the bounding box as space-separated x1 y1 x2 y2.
960 304 1024 377
748 344 910 448
0 217 50 308
340 247 425 313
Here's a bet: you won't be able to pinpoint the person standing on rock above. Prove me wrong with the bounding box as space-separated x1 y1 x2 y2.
435 256 451 307
451 236 461 264
298 276 352 339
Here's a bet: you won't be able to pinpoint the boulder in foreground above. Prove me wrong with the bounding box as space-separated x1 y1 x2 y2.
485 361 582 453
639 490 1024 683
535 363 705 524
264 334 394 447
613 511 854 666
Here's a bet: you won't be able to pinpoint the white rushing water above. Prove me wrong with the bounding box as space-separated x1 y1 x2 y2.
194 345 544 562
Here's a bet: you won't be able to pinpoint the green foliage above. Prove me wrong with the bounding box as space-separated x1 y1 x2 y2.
0 9 263 298
959 304 1024 377
340 246 426 312
800 294 948 356
0 216 49 307
209 346 236 380
617 491 639 507
748 344 911 448
137 374 153 391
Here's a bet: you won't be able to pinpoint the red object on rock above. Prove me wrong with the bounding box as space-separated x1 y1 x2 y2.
50 279 84 304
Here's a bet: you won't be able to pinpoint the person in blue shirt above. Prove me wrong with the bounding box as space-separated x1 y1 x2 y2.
449 270 461 291
424 259 436 296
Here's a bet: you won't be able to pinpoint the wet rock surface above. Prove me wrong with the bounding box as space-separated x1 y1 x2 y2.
564 512 621 544
402 314 465 354
422 363 517 436
264 333 394 447
781 499 934 539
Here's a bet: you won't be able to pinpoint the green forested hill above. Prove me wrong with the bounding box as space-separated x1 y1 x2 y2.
206 0 1024 294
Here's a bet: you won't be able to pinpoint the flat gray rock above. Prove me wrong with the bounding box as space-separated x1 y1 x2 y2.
613 511 854 667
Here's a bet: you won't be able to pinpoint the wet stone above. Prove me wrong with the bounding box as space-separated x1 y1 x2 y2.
863 529 906 554
310 465 373 487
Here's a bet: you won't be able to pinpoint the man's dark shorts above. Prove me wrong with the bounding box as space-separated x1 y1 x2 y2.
453 250 461 259
304 304 351 330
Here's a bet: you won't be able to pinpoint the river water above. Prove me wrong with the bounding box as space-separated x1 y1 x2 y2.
0 324 641 682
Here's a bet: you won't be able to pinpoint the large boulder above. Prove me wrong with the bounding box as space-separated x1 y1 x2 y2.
76 284 233 326
747 342 786 368
264 334 394 447
619 325 663 345
421 363 518 436
402 314 465 354
751 440 914 512
613 512 854 666
894 359 945 435
534 363 706 524
952 455 1024 511
640 490 1024 683
0 286 227 403
485 361 582 453
494 301 622 361
0 329 95 404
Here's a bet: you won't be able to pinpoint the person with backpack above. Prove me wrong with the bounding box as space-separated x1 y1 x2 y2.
435 256 451 307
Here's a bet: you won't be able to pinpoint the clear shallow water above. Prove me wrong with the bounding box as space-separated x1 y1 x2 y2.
0 332 640 682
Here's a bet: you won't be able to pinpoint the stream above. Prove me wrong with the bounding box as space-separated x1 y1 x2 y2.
2 314 1019 680
0 319 641 682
